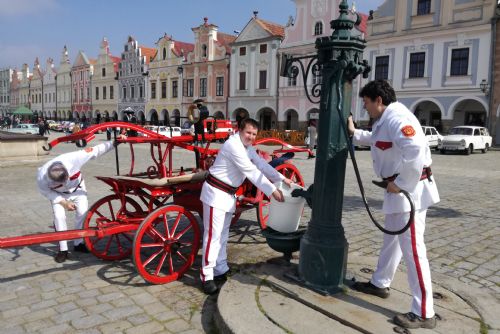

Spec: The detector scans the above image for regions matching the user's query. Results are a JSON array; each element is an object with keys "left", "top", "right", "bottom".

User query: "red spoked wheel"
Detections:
[
  {"left": 256, "top": 163, "right": 304, "bottom": 230},
  {"left": 84, "top": 195, "right": 145, "bottom": 260},
  {"left": 133, "top": 205, "right": 200, "bottom": 284}
]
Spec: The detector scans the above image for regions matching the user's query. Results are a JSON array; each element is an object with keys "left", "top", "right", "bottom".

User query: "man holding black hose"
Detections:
[{"left": 347, "top": 80, "right": 440, "bottom": 329}]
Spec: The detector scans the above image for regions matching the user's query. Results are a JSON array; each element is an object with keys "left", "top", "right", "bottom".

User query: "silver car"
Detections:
[{"left": 8, "top": 124, "right": 39, "bottom": 135}]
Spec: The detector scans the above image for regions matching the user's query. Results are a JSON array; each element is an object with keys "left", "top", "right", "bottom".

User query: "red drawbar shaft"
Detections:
[{"left": 0, "top": 224, "right": 137, "bottom": 249}]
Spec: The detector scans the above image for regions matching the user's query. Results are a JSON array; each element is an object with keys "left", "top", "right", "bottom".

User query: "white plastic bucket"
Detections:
[{"left": 268, "top": 181, "right": 306, "bottom": 233}]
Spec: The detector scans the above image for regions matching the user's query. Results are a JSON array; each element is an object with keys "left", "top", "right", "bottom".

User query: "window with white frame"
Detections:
[
  {"left": 374, "top": 56, "right": 389, "bottom": 80},
  {"left": 409, "top": 52, "right": 425, "bottom": 78},
  {"left": 450, "top": 48, "right": 469, "bottom": 76},
  {"left": 314, "top": 22, "right": 323, "bottom": 36},
  {"left": 200, "top": 78, "right": 207, "bottom": 97},
  {"left": 216, "top": 77, "right": 224, "bottom": 96},
  {"left": 417, "top": 0, "right": 431, "bottom": 15}
]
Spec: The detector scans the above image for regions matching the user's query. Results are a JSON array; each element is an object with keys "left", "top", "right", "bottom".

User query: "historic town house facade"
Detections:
[
  {"left": 92, "top": 38, "right": 120, "bottom": 122},
  {"left": 56, "top": 46, "right": 72, "bottom": 120},
  {"left": 117, "top": 36, "right": 156, "bottom": 122},
  {"left": 228, "top": 12, "right": 285, "bottom": 130},
  {"left": 362, "top": 0, "right": 497, "bottom": 134},
  {"left": 71, "top": 51, "right": 95, "bottom": 121},
  {"left": 146, "top": 34, "right": 194, "bottom": 125},
  {"left": 181, "top": 18, "right": 235, "bottom": 121}
]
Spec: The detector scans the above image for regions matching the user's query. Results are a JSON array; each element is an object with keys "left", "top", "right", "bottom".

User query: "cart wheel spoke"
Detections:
[
  {"left": 176, "top": 250, "right": 188, "bottom": 263},
  {"left": 155, "top": 251, "right": 169, "bottom": 276},
  {"left": 144, "top": 248, "right": 163, "bottom": 267},
  {"left": 170, "top": 212, "right": 183, "bottom": 238},
  {"left": 168, "top": 253, "right": 174, "bottom": 275},
  {"left": 140, "top": 243, "right": 163, "bottom": 248},
  {"left": 148, "top": 226, "right": 166, "bottom": 242},
  {"left": 107, "top": 201, "right": 116, "bottom": 221},
  {"left": 94, "top": 210, "right": 110, "bottom": 222},
  {"left": 162, "top": 214, "right": 170, "bottom": 239},
  {"left": 174, "top": 224, "right": 192, "bottom": 240}
]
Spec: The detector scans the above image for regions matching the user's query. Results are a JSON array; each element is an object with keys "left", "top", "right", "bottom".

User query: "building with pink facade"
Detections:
[
  {"left": 181, "top": 18, "right": 236, "bottom": 121},
  {"left": 71, "top": 51, "right": 95, "bottom": 121},
  {"left": 278, "top": 0, "right": 366, "bottom": 130}
]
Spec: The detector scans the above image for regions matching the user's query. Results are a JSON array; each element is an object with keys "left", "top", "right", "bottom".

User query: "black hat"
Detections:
[{"left": 193, "top": 98, "right": 204, "bottom": 104}]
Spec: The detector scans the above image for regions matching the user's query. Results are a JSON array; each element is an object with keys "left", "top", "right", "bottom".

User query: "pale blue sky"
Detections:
[{"left": 0, "top": 0, "right": 385, "bottom": 69}]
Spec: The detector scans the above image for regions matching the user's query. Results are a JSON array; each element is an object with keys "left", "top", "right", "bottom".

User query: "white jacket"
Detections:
[
  {"left": 200, "top": 133, "right": 284, "bottom": 212},
  {"left": 37, "top": 141, "right": 114, "bottom": 204},
  {"left": 353, "top": 102, "right": 440, "bottom": 214}
]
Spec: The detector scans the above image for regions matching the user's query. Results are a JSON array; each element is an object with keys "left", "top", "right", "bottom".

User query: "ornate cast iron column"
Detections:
[{"left": 282, "top": 0, "right": 370, "bottom": 293}]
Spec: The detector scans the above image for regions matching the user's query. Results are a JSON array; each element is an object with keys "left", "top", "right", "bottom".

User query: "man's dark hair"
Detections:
[
  {"left": 47, "top": 162, "right": 69, "bottom": 183},
  {"left": 359, "top": 80, "right": 397, "bottom": 106},
  {"left": 239, "top": 118, "right": 260, "bottom": 131}
]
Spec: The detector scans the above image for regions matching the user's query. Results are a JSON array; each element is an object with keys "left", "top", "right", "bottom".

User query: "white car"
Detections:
[
  {"left": 439, "top": 126, "right": 492, "bottom": 155},
  {"left": 8, "top": 124, "right": 39, "bottom": 135},
  {"left": 422, "top": 126, "right": 443, "bottom": 150},
  {"left": 141, "top": 125, "right": 182, "bottom": 138}
]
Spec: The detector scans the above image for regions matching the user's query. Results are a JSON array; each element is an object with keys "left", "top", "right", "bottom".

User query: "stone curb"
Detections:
[{"left": 216, "top": 255, "right": 499, "bottom": 334}]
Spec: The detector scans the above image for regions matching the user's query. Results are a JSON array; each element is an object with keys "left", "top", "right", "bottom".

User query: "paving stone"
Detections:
[
  {"left": 103, "top": 305, "right": 143, "bottom": 321},
  {"left": 163, "top": 318, "right": 191, "bottom": 332},
  {"left": 99, "top": 320, "right": 133, "bottom": 334},
  {"left": 53, "top": 308, "right": 87, "bottom": 324},
  {"left": 125, "top": 321, "right": 165, "bottom": 334},
  {"left": 71, "top": 314, "right": 108, "bottom": 330},
  {"left": 41, "top": 323, "right": 73, "bottom": 334}
]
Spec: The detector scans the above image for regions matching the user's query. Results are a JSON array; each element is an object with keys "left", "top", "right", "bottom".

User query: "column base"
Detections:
[{"left": 298, "top": 232, "right": 349, "bottom": 294}]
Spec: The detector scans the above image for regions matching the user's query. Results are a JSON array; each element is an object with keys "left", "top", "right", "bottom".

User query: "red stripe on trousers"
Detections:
[
  {"left": 410, "top": 219, "right": 427, "bottom": 318},
  {"left": 202, "top": 206, "right": 214, "bottom": 282}
]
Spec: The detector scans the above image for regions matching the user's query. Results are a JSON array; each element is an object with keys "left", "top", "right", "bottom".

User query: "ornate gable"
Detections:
[
  {"left": 73, "top": 51, "right": 90, "bottom": 68},
  {"left": 235, "top": 20, "right": 272, "bottom": 43}
]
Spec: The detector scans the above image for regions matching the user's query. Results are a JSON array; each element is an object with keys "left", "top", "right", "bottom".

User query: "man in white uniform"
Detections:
[
  {"left": 199, "top": 118, "right": 293, "bottom": 294},
  {"left": 348, "top": 80, "right": 440, "bottom": 329},
  {"left": 37, "top": 139, "right": 122, "bottom": 263}
]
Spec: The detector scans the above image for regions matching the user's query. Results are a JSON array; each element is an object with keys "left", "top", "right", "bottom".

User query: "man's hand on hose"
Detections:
[
  {"left": 347, "top": 115, "right": 356, "bottom": 137},
  {"left": 114, "top": 133, "right": 127, "bottom": 146},
  {"left": 386, "top": 181, "right": 401, "bottom": 194},
  {"left": 60, "top": 200, "right": 76, "bottom": 211},
  {"left": 272, "top": 189, "right": 285, "bottom": 202}
]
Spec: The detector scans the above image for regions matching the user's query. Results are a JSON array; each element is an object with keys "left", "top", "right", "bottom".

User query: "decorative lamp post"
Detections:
[{"left": 281, "top": 0, "right": 370, "bottom": 293}]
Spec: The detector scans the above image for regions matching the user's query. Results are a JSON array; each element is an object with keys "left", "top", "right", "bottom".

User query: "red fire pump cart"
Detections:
[{"left": 0, "top": 121, "right": 311, "bottom": 284}]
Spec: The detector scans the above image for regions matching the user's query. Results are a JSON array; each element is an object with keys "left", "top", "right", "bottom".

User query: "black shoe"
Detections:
[
  {"left": 73, "top": 243, "right": 89, "bottom": 253},
  {"left": 202, "top": 280, "right": 219, "bottom": 295},
  {"left": 54, "top": 251, "right": 68, "bottom": 263},
  {"left": 393, "top": 312, "right": 436, "bottom": 329},
  {"left": 214, "top": 269, "right": 232, "bottom": 283},
  {"left": 352, "top": 281, "right": 390, "bottom": 299}
]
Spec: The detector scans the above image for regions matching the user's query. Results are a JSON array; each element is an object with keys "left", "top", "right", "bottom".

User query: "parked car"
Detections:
[
  {"left": 422, "top": 126, "right": 443, "bottom": 150},
  {"left": 439, "top": 126, "right": 492, "bottom": 155},
  {"left": 140, "top": 125, "right": 182, "bottom": 138},
  {"left": 8, "top": 124, "right": 39, "bottom": 135}
]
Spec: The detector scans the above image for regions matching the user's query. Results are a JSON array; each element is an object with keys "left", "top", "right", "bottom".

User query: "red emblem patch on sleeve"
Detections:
[
  {"left": 84, "top": 147, "right": 93, "bottom": 153},
  {"left": 401, "top": 125, "right": 416, "bottom": 137}
]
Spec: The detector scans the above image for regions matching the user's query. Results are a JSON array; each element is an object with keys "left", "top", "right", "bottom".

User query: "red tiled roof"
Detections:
[
  {"left": 356, "top": 13, "right": 368, "bottom": 34},
  {"left": 139, "top": 46, "right": 157, "bottom": 64},
  {"left": 173, "top": 41, "right": 194, "bottom": 59},
  {"left": 255, "top": 18, "right": 285, "bottom": 37},
  {"left": 216, "top": 32, "right": 237, "bottom": 54},
  {"left": 110, "top": 55, "right": 121, "bottom": 73}
]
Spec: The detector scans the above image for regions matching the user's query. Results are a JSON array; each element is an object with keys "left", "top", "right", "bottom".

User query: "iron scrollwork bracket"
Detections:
[{"left": 280, "top": 54, "right": 322, "bottom": 104}]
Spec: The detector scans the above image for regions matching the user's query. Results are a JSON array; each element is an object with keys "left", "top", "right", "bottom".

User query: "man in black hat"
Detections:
[{"left": 193, "top": 99, "right": 209, "bottom": 145}]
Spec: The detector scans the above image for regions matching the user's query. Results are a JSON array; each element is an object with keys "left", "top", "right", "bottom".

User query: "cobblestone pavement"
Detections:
[{"left": 0, "top": 133, "right": 498, "bottom": 333}]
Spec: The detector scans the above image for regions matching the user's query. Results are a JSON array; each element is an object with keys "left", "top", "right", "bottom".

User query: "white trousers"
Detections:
[
  {"left": 371, "top": 209, "right": 434, "bottom": 319},
  {"left": 200, "top": 204, "right": 232, "bottom": 282},
  {"left": 51, "top": 190, "right": 88, "bottom": 251}
]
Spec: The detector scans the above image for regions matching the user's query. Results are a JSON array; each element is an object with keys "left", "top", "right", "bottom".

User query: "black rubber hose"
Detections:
[{"left": 338, "top": 112, "right": 415, "bottom": 235}]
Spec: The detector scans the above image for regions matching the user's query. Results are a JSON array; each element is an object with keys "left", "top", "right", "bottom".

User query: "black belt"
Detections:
[
  {"left": 206, "top": 174, "right": 237, "bottom": 195},
  {"left": 383, "top": 167, "right": 433, "bottom": 183}
]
